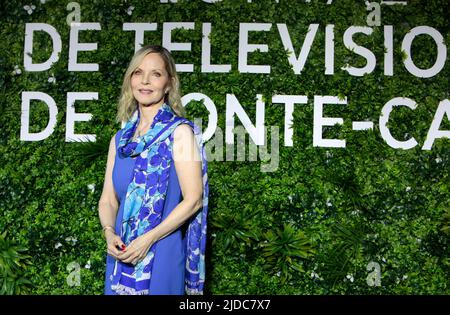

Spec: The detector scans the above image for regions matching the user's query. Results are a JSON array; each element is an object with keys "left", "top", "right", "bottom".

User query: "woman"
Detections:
[{"left": 98, "top": 44, "right": 208, "bottom": 295}]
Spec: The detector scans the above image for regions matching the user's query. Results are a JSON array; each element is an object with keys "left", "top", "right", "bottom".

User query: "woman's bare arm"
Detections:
[
  {"left": 98, "top": 133, "right": 125, "bottom": 258},
  {"left": 98, "top": 134, "right": 120, "bottom": 229}
]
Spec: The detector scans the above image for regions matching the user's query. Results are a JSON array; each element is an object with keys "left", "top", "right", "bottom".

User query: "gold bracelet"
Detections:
[{"left": 102, "top": 225, "right": 115, "bottom": 234}]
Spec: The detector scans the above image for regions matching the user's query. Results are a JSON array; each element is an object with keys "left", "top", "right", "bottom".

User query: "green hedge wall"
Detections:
[{"left": 0, "top": 0, "right": 448, "bottom": 294}]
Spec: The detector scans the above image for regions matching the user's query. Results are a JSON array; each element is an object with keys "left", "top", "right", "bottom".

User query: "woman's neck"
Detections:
[{"left": 138, "top": 102, "right": 163, "bottom": 126}]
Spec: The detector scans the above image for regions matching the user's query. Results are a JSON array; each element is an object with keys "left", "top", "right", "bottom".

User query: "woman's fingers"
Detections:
[
  {"left": 119, "top": 248, "right": 143, "bottom": 264},
  {"left": 110, "top": 236, "right": 126, "bottom": 253},
  {"left": 121, "top": 252, "right": 137, "bottom": 264},
  {"left": 118, "top": 243, "right": 127, "bottom": 251},
  {"left": 113, "top": 238, "right": 126, "bottom": 250},
  {"left": 107, "top": 236, "right": 126, "bottom": 258},
  {"left": 115, "top": 235, "right": 151, "bottom": 264},
  {"left": 117, "top": 247, "right": 132, "bottom": 259},
  {"left": 131, "top": 256, "right": 143, "bottom": 266},
  {"left": 107, "top": 244, "right": 121, "bottom": 258},
  {"left": 108, "top": 246, "right": 137, "bottom": 263}
]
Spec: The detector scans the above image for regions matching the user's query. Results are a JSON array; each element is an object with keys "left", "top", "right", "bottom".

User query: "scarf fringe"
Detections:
[
  {"left": 185, "top": 288, "right": 204, "bottom": 295},
  {"left": 185, "top": 279, "right": 204, "bottom": 295},
  {"left": 111, "top": 284, "right": 149, "bottom": 295}
]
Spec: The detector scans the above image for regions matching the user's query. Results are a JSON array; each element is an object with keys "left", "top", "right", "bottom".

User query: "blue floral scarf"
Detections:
[{"left": 110, "top": 102, "right": 208, "bottom": 295}]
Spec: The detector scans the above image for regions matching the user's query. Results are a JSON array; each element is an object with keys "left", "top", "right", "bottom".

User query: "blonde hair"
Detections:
[{"left": 116, "top": 44, "right": 185, "bottom": 124}]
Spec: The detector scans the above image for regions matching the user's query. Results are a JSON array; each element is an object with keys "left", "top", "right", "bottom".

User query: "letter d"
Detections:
[
  {"left": 24, "top": 23, "right": 61, "bottom": 71},
  {"left": 21, "top": 92, "right": 58, "bottom": 141}
]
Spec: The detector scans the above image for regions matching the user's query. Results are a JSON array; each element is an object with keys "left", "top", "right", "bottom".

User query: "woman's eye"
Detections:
[
  {"left": 134, "top": 70, "right": 141, "bottom": 74},
  {"left": 154, "top": 72, "right": 161, "bottom": 77}
]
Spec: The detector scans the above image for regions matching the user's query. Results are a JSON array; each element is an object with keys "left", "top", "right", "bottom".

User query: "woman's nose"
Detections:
[{"left": 141, "top": 74, "right": 151, "bottom": 84}]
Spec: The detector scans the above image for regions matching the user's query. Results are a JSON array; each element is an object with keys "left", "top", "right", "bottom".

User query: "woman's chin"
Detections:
[{"left": 137, "top": 100, "right": 164, "bottom": 107}]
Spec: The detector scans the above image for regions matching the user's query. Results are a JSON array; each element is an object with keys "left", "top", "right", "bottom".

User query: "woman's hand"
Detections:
[
  {"left": 117, "top": 232, "right": 155, "bottom": 266},
  {"left": 105, "top": 229, "right": 127, "bottom": 260}
]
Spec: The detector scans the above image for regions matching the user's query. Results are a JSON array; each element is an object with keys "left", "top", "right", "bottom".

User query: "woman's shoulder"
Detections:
[
  {"left": 174, "top": 121, "right": 195, "bottom": 138},
  {"left": 176, "top": 116, "right": 198, "bottom": 129},
  {"left": 175, "top": 118, "right": 203, "bottom": 139}
]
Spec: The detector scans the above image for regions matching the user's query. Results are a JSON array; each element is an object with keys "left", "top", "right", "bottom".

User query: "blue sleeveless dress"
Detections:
[{"left": 104, "top": 129, "right": 186, "bottom": 295}]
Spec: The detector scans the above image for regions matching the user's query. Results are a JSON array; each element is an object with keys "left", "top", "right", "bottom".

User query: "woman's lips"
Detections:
[{"left": 139, "top": 89, "right": 153, "bottom": 95}]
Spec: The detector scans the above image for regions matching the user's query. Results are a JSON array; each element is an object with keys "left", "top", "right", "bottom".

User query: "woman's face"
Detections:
[{"left": 131, "top": 52, "right": 171, "bottom": 108}]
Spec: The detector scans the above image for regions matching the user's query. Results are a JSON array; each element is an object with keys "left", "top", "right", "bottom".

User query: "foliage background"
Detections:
[{"left": 0, "top": 0, "right": 448, "bottom": 294}]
